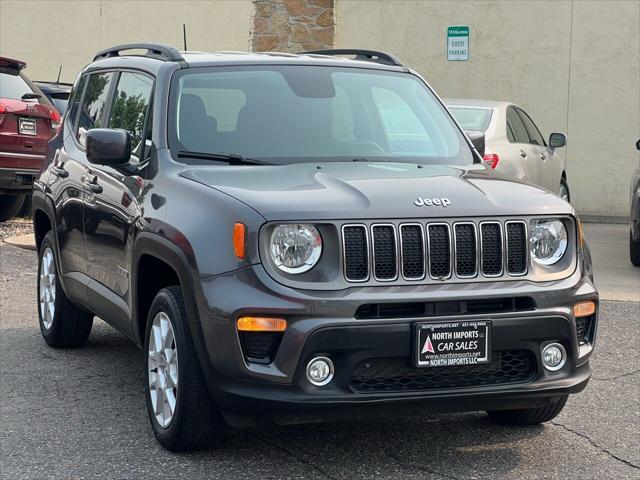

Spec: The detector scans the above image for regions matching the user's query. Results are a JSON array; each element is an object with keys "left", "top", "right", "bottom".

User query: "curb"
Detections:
[{"left": 2, "top": 234, "right": 36, "bottom": 251}]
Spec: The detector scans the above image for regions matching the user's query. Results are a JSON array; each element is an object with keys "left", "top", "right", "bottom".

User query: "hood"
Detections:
[{"left": 180, "top": 162, "right": 572, "bottom": 221}]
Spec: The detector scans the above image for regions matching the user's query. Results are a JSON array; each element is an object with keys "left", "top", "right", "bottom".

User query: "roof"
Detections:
[
  {"left": 444, "top": 98, "right": 513, "bottom": 109},
  {"left": 180, "top": 51, "right": 406, "bottom": 71},
  {"left": 89, "top": 44, "right": 407, "bottom": 73}
]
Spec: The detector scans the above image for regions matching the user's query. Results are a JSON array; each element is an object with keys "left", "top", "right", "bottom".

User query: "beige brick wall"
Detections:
[{"left": 251, "top": 0, "right": 334, "bottom": 52}]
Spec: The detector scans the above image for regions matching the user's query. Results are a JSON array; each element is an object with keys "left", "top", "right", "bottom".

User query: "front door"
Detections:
[{"left": 83, "top": 71, "right": 153, "bottom": 336}]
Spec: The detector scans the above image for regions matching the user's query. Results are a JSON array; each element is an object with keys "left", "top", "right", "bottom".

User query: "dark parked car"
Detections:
[
  {"left": 32, "top": 44, "right": 598, "bottom": 452},
  {"left": 630, "top": 139, "right": 640, "bottom": 266},
  {"left": 33, "top": 81, "right": 72, "bottom": 115},
  {"left": 0, "top": 57, "right": 60, "bottom": 221}
]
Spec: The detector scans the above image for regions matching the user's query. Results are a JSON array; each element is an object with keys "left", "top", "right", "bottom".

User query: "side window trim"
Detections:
[
  {"left": 101, "top": 70, "right": 121, "bottom": 132},
  {"left": 515, "top": 107, "right": 546, "bottom": 147},
  {"left": 67, "top": 75, "right": 88, "bottom": 135},
  {"left": 139, "top": 87, "right": 155, "bottom": 163}
]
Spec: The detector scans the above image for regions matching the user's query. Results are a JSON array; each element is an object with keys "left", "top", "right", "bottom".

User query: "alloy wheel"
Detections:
[
  {"left": 148, "top": 311, "right": 179, "bottom": 428},
  {"left": 39, "top": 247, "right": 56, "bottom": 329}
]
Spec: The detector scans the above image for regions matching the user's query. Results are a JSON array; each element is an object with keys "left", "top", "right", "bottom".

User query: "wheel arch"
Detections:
[{"left": 132, "top": 233, "right": 202, "bottom": 348}]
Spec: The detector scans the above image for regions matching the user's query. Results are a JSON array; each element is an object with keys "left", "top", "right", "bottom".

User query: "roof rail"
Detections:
[
  {"left": 93, "top": 43, "right": 184, "bottom": 62},
  {"left": 298, "top": 49, "right": 403, "bottom": 67}
]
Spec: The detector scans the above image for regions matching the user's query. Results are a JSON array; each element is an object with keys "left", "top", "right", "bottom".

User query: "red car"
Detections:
[{"left": 0, "top": 57, "right": 60, "bottom": 221}]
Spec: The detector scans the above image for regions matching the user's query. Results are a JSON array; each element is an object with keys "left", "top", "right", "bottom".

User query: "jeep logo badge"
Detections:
[{"left": 414, "top": 197, "right": 451, "bottom": 207}]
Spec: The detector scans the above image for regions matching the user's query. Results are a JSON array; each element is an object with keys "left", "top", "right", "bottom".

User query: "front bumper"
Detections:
[{"left": 193, "top": 262, "right": 598, "bottom": 424}]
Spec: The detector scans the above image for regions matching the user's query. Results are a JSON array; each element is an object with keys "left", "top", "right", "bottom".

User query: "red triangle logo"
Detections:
[{"left": 422, "top": 335, "right": 435, "bottom": 354}]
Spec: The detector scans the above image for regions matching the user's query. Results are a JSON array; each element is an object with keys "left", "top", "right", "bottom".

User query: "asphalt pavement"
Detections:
[{"left": 1, "top": 229, "right": 639, "bottom": 479}]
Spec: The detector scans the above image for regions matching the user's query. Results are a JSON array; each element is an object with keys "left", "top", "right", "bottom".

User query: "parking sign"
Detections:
[{"left": 447, "top": 26, "right": 469, "bottom": 61}]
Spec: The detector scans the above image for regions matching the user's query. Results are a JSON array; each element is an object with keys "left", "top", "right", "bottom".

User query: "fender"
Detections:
[{"left": 131, "top": 232, "right": 219, "bottom": 394}]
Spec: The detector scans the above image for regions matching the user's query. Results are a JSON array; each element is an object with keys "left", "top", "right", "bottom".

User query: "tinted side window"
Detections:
[
  {"left": 66, "top": 75, "right": 88, "bottom": 130},
  {"left": 506, "top": 107, "right": 530, "bottom": 144},
  {"left": 0, "top": 70, "right": 33, "bottom": 99},
  {"left": 77, "top": 72, "right": 114, "bottom": 146},
  {"left": 516, "top": 108, "right": 545, "bottom": 146},
  {"left": 108, "top": 71, "right": 153, "bottom": 156}
]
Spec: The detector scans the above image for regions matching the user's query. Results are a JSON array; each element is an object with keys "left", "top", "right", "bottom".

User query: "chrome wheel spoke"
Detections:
[
  {"left": 39, "top": 248, "right": 56, "bottom": 330},
  {"left": 147, "top": 311, "right": 178, "bottom": 428}
]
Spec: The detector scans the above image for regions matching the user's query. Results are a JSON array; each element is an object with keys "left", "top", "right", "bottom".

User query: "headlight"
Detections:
[
  {"left": 530, "top": 219, "right": 568, "bottom": 265},
  {"left": 269, "top": 224, "right": 322, "bottom": 274}
]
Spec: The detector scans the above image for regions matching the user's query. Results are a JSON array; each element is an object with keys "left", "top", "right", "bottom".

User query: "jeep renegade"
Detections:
[{"left": 32, "top": 44, "right": 598, "bottom": 451}]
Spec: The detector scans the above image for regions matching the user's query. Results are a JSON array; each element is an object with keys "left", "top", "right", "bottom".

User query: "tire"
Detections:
[
  {"left": 559, "top": 178, "right": 570, "bottom": 203},
  {"left": 487, "top": 395, "right": 568, "bottom": 425},
  {"left": 0, "top": 194, "right": 26, "bottom": 222},
  {"left": 37, "top": 231, "right": 93, "bottom": 347},
  {"left": 144, "top": 286, "right": 226, "bottom": 451},
  {"left": 18, "top": 194, "right": 32, "bottom": 218},
  {"left": 630, "top": 231, "right": 640, "bottom": 267}
]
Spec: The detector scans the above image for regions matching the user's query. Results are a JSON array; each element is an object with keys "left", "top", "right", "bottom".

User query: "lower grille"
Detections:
[
  {"left": 239, "top": 332, "right": 282, "bottom": 364},
  {"left": 350, "top": 350, "right": 536, "bottom": 393},
  {"left": 576, "top": 316, "right": 593, "bottom": 345}
]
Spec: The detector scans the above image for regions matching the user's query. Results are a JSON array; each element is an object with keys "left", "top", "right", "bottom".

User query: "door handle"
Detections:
[
  {"left": 539, "top": 153, "right": 546, "bottom": 160},
  {"left": 51, "top": 165, "right": 69, "bottom": 178},
  {"left": 83, "top": 177, "right": 103, "bottom": 194},
  {"left": 520, "top": 150, "right": 527, "bottom": 158}
]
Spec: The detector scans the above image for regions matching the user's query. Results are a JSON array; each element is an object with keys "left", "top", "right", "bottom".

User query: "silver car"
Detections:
[
  {"left": 630, "top": 139, "right": 640, "bottom": 266},
  {"left": 446, "top": 99, "right": 570, "bottom": 202}
]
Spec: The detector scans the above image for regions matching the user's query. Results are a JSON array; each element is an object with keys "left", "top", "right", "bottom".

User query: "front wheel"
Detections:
[
  {"left": 630, "top": 231, "right": 640, "bottom": 266},
  {"left": 487, "top": 395, "right": 568, "bottom": 425},
  {"left": 144, "top": 286, "right": 226, "bottom": 451}
]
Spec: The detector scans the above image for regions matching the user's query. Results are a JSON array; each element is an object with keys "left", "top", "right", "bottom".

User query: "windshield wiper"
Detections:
[{"left": 177, "top": 150, "right": 272, "bottom": 166}]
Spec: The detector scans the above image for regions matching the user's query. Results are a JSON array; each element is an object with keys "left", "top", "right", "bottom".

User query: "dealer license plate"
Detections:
[
  {"left": 19, "top": 117, "right": 37, "bottom": 136},
  {"left": 415, "top": 320, "right": 491, "bottom": 367}
]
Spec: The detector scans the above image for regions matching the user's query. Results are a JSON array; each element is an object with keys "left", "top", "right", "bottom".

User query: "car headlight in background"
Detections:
[
  {"left": 530, "top": 219, "right": 568, "bottom": 265},
  {"left": 269, "top": 224, "right": 322, "bottom": 274}
]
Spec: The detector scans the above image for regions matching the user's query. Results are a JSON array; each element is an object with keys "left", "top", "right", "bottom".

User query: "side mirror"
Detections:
[
  {"left": 636, "top": 139, "right": 640, "bottom": 151},
  {"left": 549, "top": 132, "right": 566, "bottom": 149},
  {"left": 466, "top": 130, "right": 485, "bottom": 158},
  {"left": 86, "top": 129, "right": 131, "bottom": 166}
]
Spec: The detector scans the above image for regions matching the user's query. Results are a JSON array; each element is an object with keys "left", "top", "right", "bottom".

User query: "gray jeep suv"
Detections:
[{"left": 32, "top": 44, "right": 598, "bottom": 451}]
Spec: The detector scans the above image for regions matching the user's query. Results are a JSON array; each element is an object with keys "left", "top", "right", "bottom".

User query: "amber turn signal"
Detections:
[
  {"left": 573, "top": 301, "right": 596, "bottom": 318},
  {"left": 237, "top": 316, "right": 287, "bottom": 332},
  {"left": 233, "top": 222, "right": 246, "bottom": 259}
]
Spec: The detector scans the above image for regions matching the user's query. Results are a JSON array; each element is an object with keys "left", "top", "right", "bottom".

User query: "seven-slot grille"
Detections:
[{"left": 342, "top": 220, "right": 528, "bottom": 283}]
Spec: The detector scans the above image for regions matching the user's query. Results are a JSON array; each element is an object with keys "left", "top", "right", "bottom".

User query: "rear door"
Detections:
[
  {"left": 0, "top": 66, "right": 58, "bottom": 172},
  {"left": 83, "top": 70, "right": 153, "bottom": 336},
  {"left": 516, "top": 107, "right": 559, "bottom": 192},
  {"left": 506, "top": 106, "right": 541, "bottom": 185}
]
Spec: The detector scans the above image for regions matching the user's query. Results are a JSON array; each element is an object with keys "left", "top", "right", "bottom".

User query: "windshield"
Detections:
[
  {"left": 448, "top": 106, "right": 493, "bottom": 132},
  {"left": 169, "top": 66, "right": 473, "bottom": 165}
]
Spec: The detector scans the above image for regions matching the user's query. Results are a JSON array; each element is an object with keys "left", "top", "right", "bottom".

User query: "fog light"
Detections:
[
  {"left": 542, "top": 343, "right": 566, "bottom": 371},
  {"left": 306, "top": 357, "right": 334, "bottom": 386}
]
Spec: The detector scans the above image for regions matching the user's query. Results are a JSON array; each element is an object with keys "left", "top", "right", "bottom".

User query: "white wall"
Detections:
[
  {"left": 0, "top": 0, "right": 253, "bottom": 82},
  {"left": 337, "top": 0, "right": 640, "bottom": 218}
]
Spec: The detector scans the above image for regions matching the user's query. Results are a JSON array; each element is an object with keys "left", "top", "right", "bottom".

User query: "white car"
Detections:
[{"left": 446, "top": 99, "right": 570, "bottom": 202}]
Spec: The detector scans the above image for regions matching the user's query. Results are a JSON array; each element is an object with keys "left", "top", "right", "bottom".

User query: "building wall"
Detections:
[
  {"left": 337, "top": 0, "right": 640, "bottom": 218},
  {"left": 1, "top": 0, "right": 638, "bottom": 217},
  {"left": 0, "top": 0, "right": 253, "bottom": 82}
]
